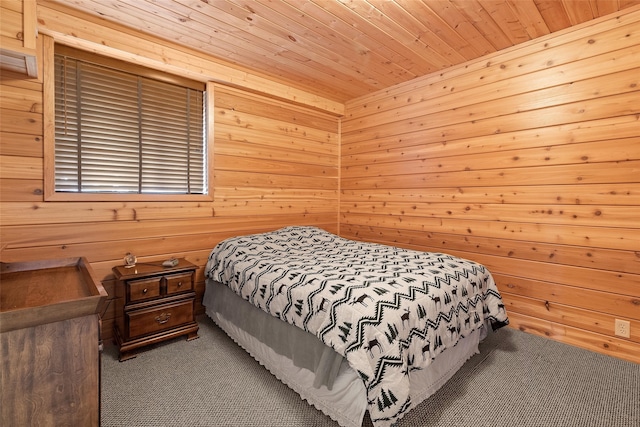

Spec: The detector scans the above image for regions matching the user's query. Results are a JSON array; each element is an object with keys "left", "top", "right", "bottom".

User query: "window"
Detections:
[{"left": 53, "top": 47, "right": 207, "bottom": 196}]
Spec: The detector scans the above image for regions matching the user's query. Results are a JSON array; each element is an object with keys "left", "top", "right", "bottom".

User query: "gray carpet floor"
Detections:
[{"left": 101, "top": 315, "right": 639, "bottom": 427}]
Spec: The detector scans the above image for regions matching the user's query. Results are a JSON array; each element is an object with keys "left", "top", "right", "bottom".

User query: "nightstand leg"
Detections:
[{"left": 118, "top": 350, "right": 137, "bottom": 362}]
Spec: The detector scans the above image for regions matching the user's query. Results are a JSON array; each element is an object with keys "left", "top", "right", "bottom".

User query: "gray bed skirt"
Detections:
[{"left": 204, "top": 279, "right": 484, "bottom": 427}]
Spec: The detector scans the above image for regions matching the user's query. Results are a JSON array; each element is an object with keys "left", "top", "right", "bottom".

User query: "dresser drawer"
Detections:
[
  {"left": 128, "top": 277, "right": 161, "bottom": 302},
  {"left": 165, "top": 272, "right": 193, "bottom": 295},
  {"left": 126, "top": 299, "right": 194, "bottom": 339}
]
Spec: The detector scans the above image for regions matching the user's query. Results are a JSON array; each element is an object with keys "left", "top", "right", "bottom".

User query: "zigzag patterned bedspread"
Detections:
[{"left": 205, "top": 226, "right": 509, "bottom": 427}]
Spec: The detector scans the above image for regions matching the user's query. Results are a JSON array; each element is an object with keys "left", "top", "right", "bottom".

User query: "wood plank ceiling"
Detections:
[{"left": 47, "top": 0, "right": 640, "bottom": 103}]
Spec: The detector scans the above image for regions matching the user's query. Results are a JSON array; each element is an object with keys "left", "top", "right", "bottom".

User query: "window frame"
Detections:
[{"left": 44, "top": 41, "right": 214, "bottom": 202}]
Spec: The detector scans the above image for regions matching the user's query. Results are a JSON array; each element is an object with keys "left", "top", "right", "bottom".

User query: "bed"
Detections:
[{"left": 204, "top": 226, "right": 509, "bottom": 427}]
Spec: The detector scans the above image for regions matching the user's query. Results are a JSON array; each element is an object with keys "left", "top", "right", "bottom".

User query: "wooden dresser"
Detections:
[
  {"left": 0, "top": 258, "right": 108, "bottom": 427},
  {"left": 113, "top": 258, "right": 199, "bottom": 361}
]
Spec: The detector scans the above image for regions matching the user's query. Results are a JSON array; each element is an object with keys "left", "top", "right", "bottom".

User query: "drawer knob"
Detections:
[
  {"left": 155, "top": 313, "right": 171, "bottom": 324},
  {"left": 177, "top": 281, "right": 183, "bottom": 287},
  {"left": 142, "top": 288, "right": 148, "bottom": 294}
]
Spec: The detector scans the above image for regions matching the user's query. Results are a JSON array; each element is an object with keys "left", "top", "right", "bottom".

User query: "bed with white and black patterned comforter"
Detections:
[{"left": 205, "top": 226, "right": 508, "bottom": 427}]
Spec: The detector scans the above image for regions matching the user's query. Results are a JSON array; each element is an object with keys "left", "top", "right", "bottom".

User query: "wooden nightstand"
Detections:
[{"left": 113, "top": 258, "right": 199, "bottom": 361}]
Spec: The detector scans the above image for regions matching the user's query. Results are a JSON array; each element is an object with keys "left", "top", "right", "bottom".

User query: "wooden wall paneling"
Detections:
[
  {"left": 0, "top": 179, "right": 43, "bottom": 201},
  {"left": 214, "top": 154, "right": 336, "bottom": 178},
  {"left": 0, "top": 201, "right": 217, "bottom": 226},
  {"left": 214, "top": 171, "right": 337, "bottom": 190},
  {"left": 340, "top": 8, "right": 640, "bottom": 363},
  {"left": 342, "top": 199, "right": 637, "bottom": 229},
  {"left": 213, "top": 200, "right": 336, "bottom": 217},
  {"left": 340, "top": 223, "right": 639, "bottom": 300},
  {"left": 341, "top": 114, "right": 640, "bottom": 168},
  {"left": 1, "top": 230, "right": 239, "bottom": 266},
  {"left": 214, "top": 111, "right": 338, "bottom": 150},
  {"left": 0, "top": 69, "right": 43, "bottom": 91},
  {"left": 347, "top": 222, "right": 640, "bottom": 324},
  {"left": 342, "top": 160, "right": 640, "bottom": 190},
  {"left": 1, "top": 1, "right": 25, "bottom": 39},
  {"left": 214, "top": 89, "right": 340, "bottom": 135},
  {"left": 340, "top": 212, "right": 640, "bottom": 253},
  {"left": 215, "top": 188, "right": 338, "bottom": 206},
  {"left": 342, "top": 131, "right": 640, "bottom": 177},
  {"left": 0, "top": 109, "right": 42, "bottom": 135},
  {"left": 0, "top": 156, "right": 42, "bottom": 180},
  {"left": 212, "top": 84, "right": 339, "bottom": 222},
  {"left": 0, "top": 83, "right": 42, "bottom": 113},
  {"left": 0, "top": 0, "right": 36, "bottom": 49},
  {"left": 500, "top": 293, "right": 640, "bottom": 341},
  {"left": 0, "top": 214, "right": 336, "bottom": 255},
  {"left": 340, "top": 222, "right": 640, "bottom": 274},
  {"left": 215, "top": 123, "right": 337, "bottom": 162},
  {"left": 453, "top": 253, "right": 639, "bottom": 300},
  {"left": 1, "top": 8, "right": 340, "bottom": 342},
  {"left": 342, "top": 89, "right": 639, "bottom": 149},
  {"left": 348, "top": 227, "right": 638, "bottom": 330},
  {"left": 341, "top": 182, "right": 640, "bottom": 206},
  {"left": 508, "top": 311, "right": 640, "bottom": 363},
  {"left": 494, "top": 276, "right": 640, "bottom": 323},
  {"left": 0, "top": 132, "right": 43, "bottom": 157},
  {"left": 343, "top": 114, "right": 640, "bottom": 161},
  {"left": 0, "top": 213, "right": 337, "bottom": 330},
  {"left": 343, "top": 136, "right": 640, "bottom": 178}
]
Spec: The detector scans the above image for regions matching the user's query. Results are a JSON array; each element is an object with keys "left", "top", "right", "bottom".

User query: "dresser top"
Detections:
[
  {"left": 112, "top": 258, "right": 197, "bottom": 280},
  {"left": 1, "top": 257, "right": 108, "bottom": 332}
]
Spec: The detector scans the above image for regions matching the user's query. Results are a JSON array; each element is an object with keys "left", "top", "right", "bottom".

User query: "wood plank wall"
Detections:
[
  {"left": 341, "top": 8, "right": 640, "bottom": 364},
  {"left": 0, "top": 11, "right": 339, "bottom": 341}
]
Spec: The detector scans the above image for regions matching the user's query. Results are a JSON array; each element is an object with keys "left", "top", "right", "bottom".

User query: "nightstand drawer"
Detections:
[
  {"left": 165, "top": 272, "right": 193, "bottom": 295},
  {"left": 127, "top": 300, "right": 194, "bottom": 339},
  {"left": 128, "top": 277, "right": 161, "bottom": 302}
]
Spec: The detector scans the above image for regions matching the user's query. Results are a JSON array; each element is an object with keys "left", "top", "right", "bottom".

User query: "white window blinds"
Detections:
[{"left": 54, "top": 53, "right": 207, "bottom": 194}]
